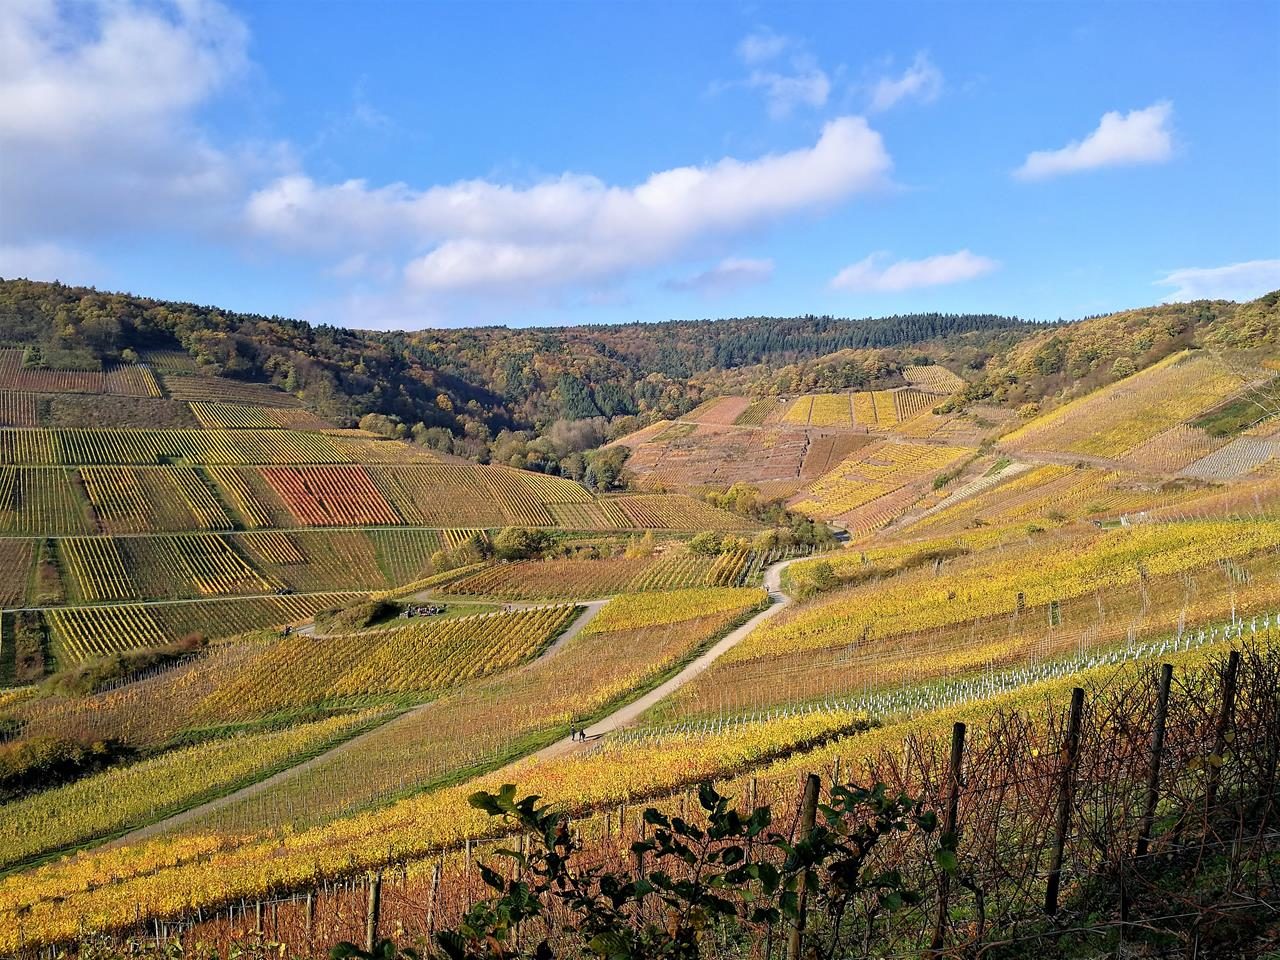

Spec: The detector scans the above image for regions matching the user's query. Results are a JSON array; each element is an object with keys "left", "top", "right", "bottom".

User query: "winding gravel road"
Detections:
[
  {"left": 523, "top": 555, "right": 802, "bottom": 764},
  {"left": 110, "top": 557, "right": 803, "bottom": 844}
]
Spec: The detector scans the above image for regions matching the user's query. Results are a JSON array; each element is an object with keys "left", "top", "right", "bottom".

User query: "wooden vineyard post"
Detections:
[
  {"left": 786, "top": 773, "right": 821, "bottom": 960},
  {"left": 426, "top": 859, "right": 442, "bottom": 935},
  {"left": 254, "top": 900, "right": 263, "bottom": 936},
  {"left": 365, "top": 871, "right": 382, "bottom": 953},
  {"left": 1205, "top": 650, "right": 1240, "bottom": 814},
  {"left": 465, "top": 837, "right": 473, "bottom": 909},
  {"left": 304, "top": 890, "right": 315, "bottom": 947},
  {"left": 930, "top": 722, "right": 966, "bottom": 954},
  {"left": 1136, "top": 664, "right": 1174, "bottom": 858},
  {"left": 1045, "top": 687, "right": 1085, "bottom": 917}
]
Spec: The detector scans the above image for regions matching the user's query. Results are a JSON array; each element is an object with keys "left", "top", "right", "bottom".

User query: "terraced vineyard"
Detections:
[
  {"left": 154, "top": 588, "right": 768, "bottom": 840},
  {"left": 160, "top": 375, "right": 304, "bottom": 406},
  {"left": 902, "top": 464, "right": 1209, "bottom": 535},
  {"left": 0, "top": 467, "right": 94, "bottom": 534},
  {"left": 0, "top": 539, "right": 35, "bottom": 606},
  {"left": 0, "top": 350, "right": 161, "bottom": 397},
  {"left": 2, "top": 289, "right": 1278, "bottom": 959},
  {"left": 0, "top": 708, "right": 388, "bottom": 873},
  {"left": 44, "top": 592, "right": 360, "bottom": 662},
  {"left": 199, "top": 605, "right": 580, "bottom": 716},
  {"left": 789, "top": 440, "right": 972, "bottom": 525},
  {"left": 442, "top": 548, "right": 757, "bottom": 600},
  {"left": 262, "top": 465, "right": 403, "bottom": 525},
  {"left": 1002, "top": 350, "right": 1266, "bottom": 461},
  {"left": 902, "top": 363, "right": 966, "bottom": 393},
  {"left": 0, "top": 391, "right": 38, "bottom": 427}
]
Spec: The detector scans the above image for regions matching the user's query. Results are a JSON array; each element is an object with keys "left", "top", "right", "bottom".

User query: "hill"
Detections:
[
  {"left": 0, "top": 282, "right": 1278, "bottom": 959},
  {"left": 0, "top": 278, "right": 1030, "bottom": 460}
]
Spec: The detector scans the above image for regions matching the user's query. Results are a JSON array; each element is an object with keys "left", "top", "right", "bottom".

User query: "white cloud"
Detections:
[
  {"left": 1156, "top": 259, "right": 1280, "bottom": 302},
  {"left": 1015, "top": 102, "right": 1174, "bottom": 180},
  {"left": 247, "top": 116, "right": 892, "bottom": 294},
  {"left": 730, "top": 30, "right": 830, "bottom": 118},
  {"left": 868, "top": 53, "right": 942, "bottom": 112},
  {"left": 0, "top": 0, "right": 245, "bottom": 147},
  {"left": 0, "top": 0, "right": 254, "bottom": 238},
  {"left": 747, "top": 59, "right": 831, "bottom": 119},
  {"left": 830, "top": 250, "right": 999, "bottom": 293},
  {"left": 0, "top": 242, "right": 99, "bottom": 283},
  {"left": 737, "top": 30, "right": 791, "bottom": 65},
  {"left": 666, "top": 257, "right": 775, "bottom": 295}
]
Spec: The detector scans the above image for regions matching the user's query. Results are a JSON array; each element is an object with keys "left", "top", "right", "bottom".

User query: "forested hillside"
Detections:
[
  {"left": 1, "top": 279, "right": 1275, "bottom": 471},
  {"left": 0, "top": 280, "right": 1024, "bottom": 444}
]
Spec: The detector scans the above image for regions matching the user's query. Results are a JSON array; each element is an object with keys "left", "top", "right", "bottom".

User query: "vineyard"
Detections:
[
  {"left": 160, "top": 376, "right": 303, "bottom": 407},
  {"left": 262, "top": 466, "right": 403, "bottom": 526},
  {"left": 580, "top": 586, "right": 767, "bottom": 633},
  {"left": 0, "top": 390, "right": 38, "bottom": 427},
  {"left": 1002, "top": 350, "right": 1266, "bottom": 461},
  {"left": 0, "top": 429, "right": 354, "bottom": 465},
  {"left": 188, "top": 401, "right": 281, "bottom": 430},
  {"left": 478, "top": 465, "right": 593, "bottom": 525},
  {"left": 44, "top": 592, "right": 361, "bottom": 661},
  {"left": 789, "top": 440, "right": 972, "bottom": 523},
  {"left": 197, "top": 605, "right": 580, "bottom": 718},
  {"left": 1, "top": 292, "right": 1278, "bottom": 959},
  {"left": 1180, "top": 434, "right": 1280, "bottom": 481},
  {"left": 0, "top": 351, "right": 161, "bottom": 397},
  {"left": 901, "top": 463, "right": 1210, "bottom": 535},
  {"left": 0, "top": 709, "right": 388, "bottom": 873},
  {"left": 610, "top": 494, "right": 759, "bottom": 530},
  {"left": 809, "top": 393, "right": 852, "bottom": 427},
  {"left": 729, "top": 519, "right": 1280, "bottom": 667},
  {"left": 81, "top": 466, "right": 234, "bottom": 532},
  {"left": 0, "top": 539, "right": 35, "bottom": 606},
  {"left": 781, "top": 395, "right": 813, "bottom": 425},
  {"left": 732, "top": 398, "right": 780, "bottom": 426},
  {"left": 2, "top": 638, "right": 1269, "bottom": 953},
  {"left": 0, "top": 467, "right": 94, "bottom": 534},
  {"left": 169, "top": 588, "right": 768, "bottom": 837},
  {"left": 902, "top": 363, "right": 966, "bottom": 393},
  {"left": 442, "top": 549, "right": 759, "bottom": 600}
]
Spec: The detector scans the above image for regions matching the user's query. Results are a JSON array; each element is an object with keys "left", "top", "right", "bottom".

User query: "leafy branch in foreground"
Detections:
[{"left": 335, "top": 779, "right": 940, "bottom": 960}]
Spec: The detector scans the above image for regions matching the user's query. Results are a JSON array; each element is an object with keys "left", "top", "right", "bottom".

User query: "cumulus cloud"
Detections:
[
  {"left": 0, "top": 0, "right": 253, "bottom": 238},
  {"left": 247, "top": 116, "right": 892, "bottom": 293},
  {"left": 830, "top": 250, "right": 998, "bottom": 293},
  {"left": 868, "top": 53, "right": 942, "bottom": 112},
  {"left": 0, "top": 0, "right": 245, "bottom": 146},
  {"left": 1156, "top": 259, "right": 1280, "bottom": 302},
  {"left": 1015, "top": 102, "right": 1174, "bottom": 180},
  {"left": 666, "top": 258, "right": 775, "bottom": 296}
]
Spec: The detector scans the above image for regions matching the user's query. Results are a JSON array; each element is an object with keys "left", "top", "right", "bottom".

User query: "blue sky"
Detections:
[{"left": 2, "top": 1, "right": 1278, "bottom": 329}]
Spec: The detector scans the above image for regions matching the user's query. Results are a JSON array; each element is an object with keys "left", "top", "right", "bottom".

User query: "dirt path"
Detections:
[
  {"left": 522, "top": 556, "right": 802, "bottom": 765},
  {"left": 112, "top": 556, "right": 803, "bottom": 844},
  {"left": 111, "top": 600, "right": 609, "bottom": 846}
]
